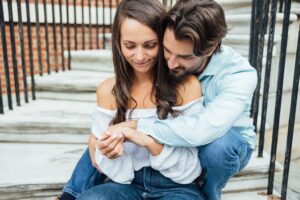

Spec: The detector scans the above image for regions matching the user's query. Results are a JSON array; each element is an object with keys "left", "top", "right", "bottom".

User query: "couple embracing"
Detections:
[{"left": 58, "top": 0, "right": 257, "bottom": 199}]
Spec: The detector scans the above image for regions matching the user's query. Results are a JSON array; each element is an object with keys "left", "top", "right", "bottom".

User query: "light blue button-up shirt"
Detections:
[{"left": 138, "top": 45, "right": 258, "bottom": 149}]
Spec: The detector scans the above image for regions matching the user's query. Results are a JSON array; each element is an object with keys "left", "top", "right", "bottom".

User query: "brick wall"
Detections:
[{"left": 0, "top": 0, "right": 116, "bottom": 102}]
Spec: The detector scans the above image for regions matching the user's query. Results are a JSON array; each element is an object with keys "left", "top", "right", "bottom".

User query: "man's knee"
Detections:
[{"left": 198, "top": 129, "right": 248, "bottom": 170}]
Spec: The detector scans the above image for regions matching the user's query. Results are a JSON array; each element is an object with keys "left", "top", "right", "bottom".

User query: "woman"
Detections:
[{"left": 62, "top": 0, "right": 205, "bottom": 199}]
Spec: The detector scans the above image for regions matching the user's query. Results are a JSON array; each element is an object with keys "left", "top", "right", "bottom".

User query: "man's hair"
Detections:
[{"left": 161, "top": 0, "right": 228, "bottom": 56}]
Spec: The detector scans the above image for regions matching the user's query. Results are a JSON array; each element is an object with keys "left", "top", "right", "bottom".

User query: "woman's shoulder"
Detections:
[
  {"left": 177, "top": 75, "right": 202, "bottom": 105},
  {"left": 96, "top": 77, "right": 116, "bottom": 109}
]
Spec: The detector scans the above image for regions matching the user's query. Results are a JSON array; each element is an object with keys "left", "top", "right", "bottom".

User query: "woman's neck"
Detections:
[{"left": 133, "top": 71, "right": 152, "bottom": 86}]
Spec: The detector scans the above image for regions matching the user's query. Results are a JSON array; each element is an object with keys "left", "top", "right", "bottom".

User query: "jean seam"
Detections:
[{"left": 63, "top": 186, "right": 80, "bottom": 198}]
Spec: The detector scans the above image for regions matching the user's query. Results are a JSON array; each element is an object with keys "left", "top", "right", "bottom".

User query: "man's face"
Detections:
[{"left": 163, "top": 27, "right": 209, "bottom": 81}]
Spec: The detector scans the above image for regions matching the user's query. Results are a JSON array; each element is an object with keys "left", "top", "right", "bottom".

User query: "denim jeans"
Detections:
[
  {"left": 63, "top": 148, "right": 105, "bottom": 198},
  {"left": 77, "top": 167, "right": 205, "bottom": 200},
  {"left": 198, "top": 128, "right": 253, "bottom": 200},
  {"left": 62, "top": 128, "right": 253, "bottom": 199}
]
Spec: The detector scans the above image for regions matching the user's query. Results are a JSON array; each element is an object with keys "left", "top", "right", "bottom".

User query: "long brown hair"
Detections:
[{"left": 110, "top": 0, "right": 179, "bottom": 125}]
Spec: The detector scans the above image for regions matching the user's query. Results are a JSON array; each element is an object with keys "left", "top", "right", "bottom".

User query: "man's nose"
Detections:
[{"left": 167, "top": 54, "right": 178, "bottom": 69}]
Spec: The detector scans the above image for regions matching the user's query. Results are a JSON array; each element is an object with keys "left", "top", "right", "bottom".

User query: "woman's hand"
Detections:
[
  {"left": 121, "top": 128, "right": 164, "bottom": 156},
  {"left": 98, "top": 131, "right": 124, "bottom": 159}
]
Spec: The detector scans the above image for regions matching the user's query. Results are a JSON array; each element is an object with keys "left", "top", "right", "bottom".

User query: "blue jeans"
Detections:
[
  {"left": 77, "top": 167, "right": 205, "bottom": 200},
  {"left": 63, "top": 128, "right": 253, "bottom": 199},
  {"left": 63, "top": 148, "right": 105, "bottom": 197},
  {"left": 198, "top": 128, "right": 253, "bottom": 199}
]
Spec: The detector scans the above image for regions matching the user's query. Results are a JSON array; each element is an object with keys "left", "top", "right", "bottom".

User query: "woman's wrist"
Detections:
[{"left": 145, "top": 135, "right": 163, "bottom": 156}]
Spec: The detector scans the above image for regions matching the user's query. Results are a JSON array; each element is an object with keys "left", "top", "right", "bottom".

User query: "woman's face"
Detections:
[{"left": 120, "top": 18, "right": 159, "bottom": 75}]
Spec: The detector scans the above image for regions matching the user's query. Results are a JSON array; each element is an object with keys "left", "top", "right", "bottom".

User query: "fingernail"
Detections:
[{"left": 112, "top": 134, "right": 118, "bottom": 139}]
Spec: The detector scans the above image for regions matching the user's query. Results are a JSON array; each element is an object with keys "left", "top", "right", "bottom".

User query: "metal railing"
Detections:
[
  {"left": 0, "top": 0, "right": 118, "bottom": 113},
  {"left": 250, "top": 0, "right": 299, "bottom": 199}
]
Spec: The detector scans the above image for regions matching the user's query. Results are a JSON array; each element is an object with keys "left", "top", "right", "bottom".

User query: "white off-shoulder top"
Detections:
[{"left": 91, "top": 97, "right": 204, "bottom": 185}]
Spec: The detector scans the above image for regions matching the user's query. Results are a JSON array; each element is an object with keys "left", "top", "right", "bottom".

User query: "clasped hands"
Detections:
[
  {"left": 89, "top": 120, "right": 149, "bottom": 159},
  {"left": 89, "top": 121, "right": 163, "bottom": 172}
]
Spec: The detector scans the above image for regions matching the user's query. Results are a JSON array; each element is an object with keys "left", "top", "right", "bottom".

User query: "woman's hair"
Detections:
[{"left": 110, "top": 0, "right": 179, "bottom": 125}]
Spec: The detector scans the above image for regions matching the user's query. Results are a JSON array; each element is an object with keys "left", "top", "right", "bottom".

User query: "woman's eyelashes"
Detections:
[
  {"left": 123, "top": 42, "right": 158, "bottom": 50},
  {"left": 144, "top": 42, "right": 158, "bottom": 49}
]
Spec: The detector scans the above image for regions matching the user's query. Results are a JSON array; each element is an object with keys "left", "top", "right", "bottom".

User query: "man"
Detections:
[{"left": 59, "top": 0, "right": 257, "bottom": 199}]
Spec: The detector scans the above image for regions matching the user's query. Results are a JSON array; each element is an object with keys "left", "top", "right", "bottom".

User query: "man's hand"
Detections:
[{"left": 106, "top": 120, "right": 138, "bottom": 133}]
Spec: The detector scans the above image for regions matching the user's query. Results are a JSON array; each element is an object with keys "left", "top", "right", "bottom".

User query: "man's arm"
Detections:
[{"left": 138, "top": 70, "right": 257, "bottom": 147}]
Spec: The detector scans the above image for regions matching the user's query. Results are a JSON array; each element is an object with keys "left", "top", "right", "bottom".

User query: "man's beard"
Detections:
[{"left": 169, "top": 66, "right": 200, "bottom": 82}]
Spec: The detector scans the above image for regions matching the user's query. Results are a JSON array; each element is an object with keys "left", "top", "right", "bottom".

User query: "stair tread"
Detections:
[{"left": 34, "top": 70, "right": 113, "bottom": 92}]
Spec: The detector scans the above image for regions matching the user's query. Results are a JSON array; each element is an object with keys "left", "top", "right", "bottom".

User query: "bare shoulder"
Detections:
[
  {"left": 96, "top": 77, "right": 116, "bottom": 109},
  {"left": 177, "top": 75, "right": 202, "bottom": 105}
]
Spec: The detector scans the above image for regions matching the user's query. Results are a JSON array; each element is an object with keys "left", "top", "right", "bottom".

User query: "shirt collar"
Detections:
[{"left": 198, "top": 46, "right": 228, "bottom": 80}]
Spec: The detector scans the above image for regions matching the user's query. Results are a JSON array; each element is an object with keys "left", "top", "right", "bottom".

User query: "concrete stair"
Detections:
[
  {"left": 0, "top": 140, "right": 281, "bottom": 199},
  {"left": 67, "top": 50, "right": 114, "bottom": 72}
]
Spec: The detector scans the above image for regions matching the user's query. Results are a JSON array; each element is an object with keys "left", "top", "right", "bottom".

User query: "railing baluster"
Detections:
[
  {"left": 96, "top": 0, "right": 99, "bottom": 49},
  {"left": 17, "top": 0, "right": 28, "bottom": 103},
  {"left": 0, "top": 0, "right": 13, "bottom": 110},
  {"left": 251, "top": 0, "right": 264, "bottom": 133},
  {"left": 279, "top": 0, "right": 284, "bottom": 13},
  {"left": 81, "top": 0, "right": 85, "bottom": 49},
  {"left": 249, "top": 0, "right": 257, "bottom": 64},
  {"left": 7, "top": 0, "right": 20, "bottom": 106},
  {"left": 34, "top": 0, "right": 43, "bottom": 75},
  {"left": 265, "top": 0, "right": 279, "bottom": 194},
  {"left": 51, "top": 0, "right": 59, "bottom": 72},
  {"left": 256, "top": 0, "right": 271, "bottom": 157},
  {"left": 281, "top": 24, "right": 300, "bottom": 200},
  {"left": 88, "top": 0, "right": 92, "bottom": 49},
  {"left": 271, "top": 0, "right": 292, "bottom": 197},
  {"left": 67, "top": 0, "right": 71, "bottom": 70},
  {"left": 74, "top": 0, "right": 78, "bottom": 50},
  {"left": 59, "top": 0, "right": 65, "bottom": 71},
  {"left": 102, "top": 0, "right": 105, "bottom": 49},
  {"left": 43, "top": 0, "right": 51, "bottom": 74},
  {"left": 25, "top": 0, "right": 36, "bottom": 100}
]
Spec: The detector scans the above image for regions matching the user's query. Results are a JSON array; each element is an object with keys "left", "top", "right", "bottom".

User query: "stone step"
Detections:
[
  {"left": 33, "top": 70, "right": 113, "bottom": 93},
  {"left": 0, "top": 141, "right": 281, "bottom": 199},
  {"left": 36, "top": 92, "right": 96, "bottom": 102},
  {"left": 67, "top": 49, "right": 114, "bottom": 72},
  {"left": 223, "top": 34, "right": 281, "bottom": 57},
  {"left": 217, "top": 0, "right": 252, "bottom": 14},
  {"left": 0, "top": 99, "right": 93, "bottom": 144},
  {"left": 223, "top": 190, "right": 281, "bottom": 200},
  {"left": 226, "top": 13, "right": 298, "bottom": 35},
  {"left": 0, "top": 143, "right": 85, "bottom": 200},
  {"left": 224, "top": 150, "right": 282, "bottom": 193}
]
